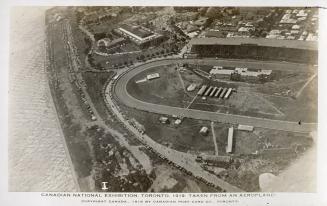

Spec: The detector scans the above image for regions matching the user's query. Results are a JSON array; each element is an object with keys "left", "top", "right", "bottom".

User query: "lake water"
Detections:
[{"left": 9, "top": 7, "right": 77, "bottom": 192}]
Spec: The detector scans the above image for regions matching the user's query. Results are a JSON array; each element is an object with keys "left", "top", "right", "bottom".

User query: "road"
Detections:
[{"left": 113, "top": 58, "right": 317, "bottom": 133}]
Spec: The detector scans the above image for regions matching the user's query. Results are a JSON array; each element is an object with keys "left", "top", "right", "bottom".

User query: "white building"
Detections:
[
  {"left": 200, "top": 126, "right": 209, "bottom": 135},
  {"left": 159, "top": 116, "right": 169, "bottom": 124},
  {"left": 237, "top": 124, "right": 254, "bottom": 132},
  {"left": 187, "top": 83, "right": 197, "bottom": 92},
  {"left": 147, "top": 73, "right": 160, "bottom": 80},
  {"left": 292, "top": 25, "right": 301, "bottom": 30},
  {"left": 210, "top": 67, "right": 272, "bottom": 77},
  {"left": 226, "top": 127, "right": 234, "bottom": 153},
  {"left": 174, "top": 119, "right": 182, "bottom": 125}
]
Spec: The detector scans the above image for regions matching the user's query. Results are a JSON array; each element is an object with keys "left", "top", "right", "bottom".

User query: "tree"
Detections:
[
  {"left": 106, "top": 33, "right": 113, "bottom": 39},
  {"left": 94, "top": 33, "right": 106, "bottom": 40},
  {"left": 205, "top": 7, "right": 223, "bottom": 19},
  {"left": 198, "top": 7, "right": 208, "bottom": 16},
  {"left": 95, "top": 63, "right": 102, "bottom": 70},
  {"left": 230, "top": 72, "right": 241, "bottom": 81}
]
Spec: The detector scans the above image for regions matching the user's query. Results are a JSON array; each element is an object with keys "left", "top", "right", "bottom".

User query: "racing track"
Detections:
[{"left": 113, "top": 58, "right": 317, "bottom": 133}]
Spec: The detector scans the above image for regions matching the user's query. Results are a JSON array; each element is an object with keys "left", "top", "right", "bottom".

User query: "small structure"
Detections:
[
  {"left": 224, "top": 88, "right": 233, "bottom": 99},
  {"left": 199, "top": 126, "right": 209, "bottom": 135},
  {"left": 159, "top": 116, "right": 169, "bottom": 124},
  {"left": 187, "top": 83, "right": 197, "bottom": 92},
  {"left": 130, "top": 118, "right": 145, "bottom": 134},
  {"left": 219, "top": 88, "right": 228, "bottom": 98},
  {"left": 197, "top": 85, "right": 207, "bottom": 96},
  {"left": 113, "top": 75, "right": 119, "bottom": 80},
  {"left": 147, "top": 73, "right": 160, "bottom": 80},
  {"left": 209, "top": 87, "right": 218, "bottom": 97},
  {"left": 237, "top": 124, "right": 254, "bottom": 132},
  {"left": 214, "top": 87, "right": 223, "bottom": 97},
  {"left": 174, "top": 119, "right": 182, "bottom": 125},
  {"left": 196, "top": 154, "right": 231, "bottom": 168},
  {"left": 135, "top": 78, "right": 147, "bottom": 84},
  {"left": 97, "top": 38, "right": 125, "bottom": 49},
  {"left": 197, "top": 154, "right": 231, "bottom": 163},
  {"left": 226, "top": 127, "right": 234, "bottom": 153},
  {"left": 235, "top": 68, "right": 272, "bottom": 77},
  {"left": 204, "top": 86, "right": 213, "bottom": 96},
  {"left": 210, "top": 66, "right": 272, "bottom": 77},
  {"left": 210, "top": 66, "right": 234, "bottom": 75}
]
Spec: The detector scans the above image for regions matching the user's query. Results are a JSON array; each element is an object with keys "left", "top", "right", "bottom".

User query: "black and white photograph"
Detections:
[{"left": 1, "top": 1, "right": 327, "bottom": 206}]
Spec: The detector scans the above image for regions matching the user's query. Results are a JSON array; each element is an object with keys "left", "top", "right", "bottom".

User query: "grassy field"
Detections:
[
  {"left": 127, "top": 65, "right": 278, "bottom": 118},
  {"left": 123, "top": 107, "right": 215, "bottom": 153},
  {"left": 265, "top": 77, "right": 318, "bottom": 122},
  {"left": 220, "top": 128, "right": 313, "bottom": 191},
  {"left": 127, "top": 64, "right": 194, "bottom": 107},
  {"left": 117, "top": 101, "right": 314, "bottom": 192},
  {"left": 189, "top": 91, "right": 282, "bottom": 119},
  {"left": 126, "top": 62, "right": 317, "bottom": 122}
]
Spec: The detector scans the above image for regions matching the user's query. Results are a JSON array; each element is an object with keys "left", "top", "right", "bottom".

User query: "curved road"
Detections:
[{"left": 114, "top": 58, "right": 317, "bottom": 133}]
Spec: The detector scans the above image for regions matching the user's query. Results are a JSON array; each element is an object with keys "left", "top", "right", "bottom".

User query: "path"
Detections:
[{"left": 295, "top": 73, "right": 317, "bottom": 98}]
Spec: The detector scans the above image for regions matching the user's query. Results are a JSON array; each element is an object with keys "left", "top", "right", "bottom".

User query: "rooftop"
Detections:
[
  {"left": 189, "top": 37, "right": 317, "bottom": 50},
  {"left": 120, "top": 24, "right": 154, "bottom": 39}
]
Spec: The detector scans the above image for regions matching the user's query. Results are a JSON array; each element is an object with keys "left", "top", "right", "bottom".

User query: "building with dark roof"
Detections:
[{"left": 187, "top": 37, "right": 318, "bottom": 63}]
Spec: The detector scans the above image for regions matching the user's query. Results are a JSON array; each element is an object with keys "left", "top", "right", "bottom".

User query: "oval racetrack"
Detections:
[{"left": 114, "top": 58, "right": 317, "bottom": 133}]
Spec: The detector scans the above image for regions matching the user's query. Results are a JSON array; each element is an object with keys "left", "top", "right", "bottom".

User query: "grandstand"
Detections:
[{"left": 187, "top": 37, "right": 318, "bottom": 64}]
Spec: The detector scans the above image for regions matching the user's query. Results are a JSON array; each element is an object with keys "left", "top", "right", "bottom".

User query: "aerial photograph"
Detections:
[{"left": 9, "top": 6, "right": 318, "bottom": 193}]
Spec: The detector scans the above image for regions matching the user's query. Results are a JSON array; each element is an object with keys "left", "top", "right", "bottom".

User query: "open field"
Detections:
[
  {"left": 127, "top": 64, "right": 191, "bottom": 107},
  {"left": 265, "top": 77, "right": 317, "bottom": 122},
  {"left": 120, "top": 104, "right": 312, "bottom": 156},
  {"left": 120, "top": 105, "right": 215, "bottom": 154},
  {"left": 115, "top": 102, "right": 313, "bottom": 192},
  {"left": 126, "top": 61, "right": 317, "bottom": 122}
]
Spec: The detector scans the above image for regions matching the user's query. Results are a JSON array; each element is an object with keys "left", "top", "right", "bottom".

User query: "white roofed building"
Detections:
[
  {"left": 200, "top": 126, "right": 209, "bottom": 135},
  {"left": 238, "top": 124, "right": 254, "bottom": 132},
  {"left": 226, "top": 127, "right": 234, "bottom": 153},
  {"left": 147, "top": 73, "right": 160, "bottom": 80}
]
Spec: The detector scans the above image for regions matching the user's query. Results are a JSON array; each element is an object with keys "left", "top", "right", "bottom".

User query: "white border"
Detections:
[{"left": 1, "top": 1, "right": 327, "bottom": 206}]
